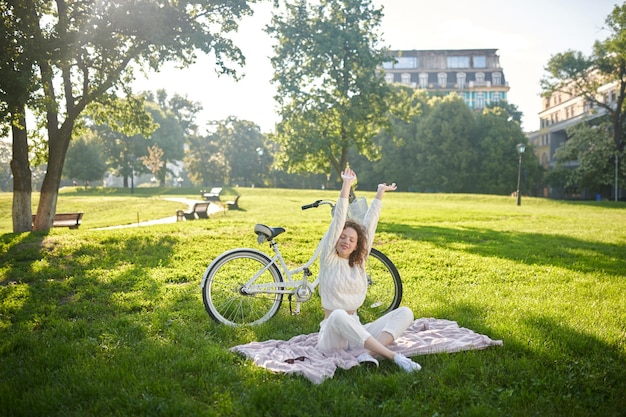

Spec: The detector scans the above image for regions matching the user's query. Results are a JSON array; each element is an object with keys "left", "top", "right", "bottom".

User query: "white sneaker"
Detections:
[
  {"left": 393, "top": 353, "right": 421, "bottom": 372},
  {"left": 357, "top": 353, "right": 379, "bottom": 367}
]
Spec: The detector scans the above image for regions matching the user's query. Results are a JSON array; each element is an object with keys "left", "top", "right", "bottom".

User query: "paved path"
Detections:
[{"left": 93, "top": 198, "right": 224, "bottom": 230}]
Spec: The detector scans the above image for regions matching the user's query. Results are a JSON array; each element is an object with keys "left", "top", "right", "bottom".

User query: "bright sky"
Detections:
[{"left": 134, "top": 0, "right": 618, "bottom": 134}]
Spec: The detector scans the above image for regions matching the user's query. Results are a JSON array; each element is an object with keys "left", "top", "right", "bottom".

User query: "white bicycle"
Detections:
[{"left": 201, "top": 198, "right": 403, "bottom": 326}]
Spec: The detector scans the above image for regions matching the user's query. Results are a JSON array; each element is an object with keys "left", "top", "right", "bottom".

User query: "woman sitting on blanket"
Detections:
[{"left": 316, "top": 167, "right": 421, "bottom": 372}]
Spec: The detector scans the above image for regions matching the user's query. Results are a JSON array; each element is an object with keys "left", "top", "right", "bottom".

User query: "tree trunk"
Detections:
[
  {"left": 10, "top": 108, "right": 33, "bottom": 233},
  {"left": 32, "top": 124, "right": 73, "bottom": 231}
]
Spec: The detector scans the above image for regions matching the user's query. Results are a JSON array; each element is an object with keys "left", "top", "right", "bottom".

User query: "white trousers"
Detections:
[{"left": 316, "top": 306, "right": 414, "bottom": 351}]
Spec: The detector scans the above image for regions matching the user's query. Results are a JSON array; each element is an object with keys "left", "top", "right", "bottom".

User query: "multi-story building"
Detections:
[
  {"left": 526, "top": 78, "right": 619, "bottom": 198},
  {"left": 382, "top": 48, "right": 510, "bottom": 111}
]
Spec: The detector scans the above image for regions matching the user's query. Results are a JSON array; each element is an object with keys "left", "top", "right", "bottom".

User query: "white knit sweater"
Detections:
[{"left": 317, "top": 196, "right": 382, "bottom": 312}]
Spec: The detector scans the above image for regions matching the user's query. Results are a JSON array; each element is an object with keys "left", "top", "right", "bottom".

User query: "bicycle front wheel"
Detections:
[
  {"left": 201, "top": 249, "right": 284, "bottom": 326},
  {"left": 359, "top": 248, "right": 403, "bottom": 323}
]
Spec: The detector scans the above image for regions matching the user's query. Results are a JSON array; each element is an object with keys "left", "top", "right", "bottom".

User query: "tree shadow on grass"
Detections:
[
  {"left": 0, "top": 232, "right": 179, "bottom": 282},
  {"left": 380, "top": 224, "right": 625, "bottom": 277},
  {"left": 0, "top": 230, "right": 181, "bottom": 335},
  {"left": 425, "top": 301, "right": 625, "bottom": 416}
]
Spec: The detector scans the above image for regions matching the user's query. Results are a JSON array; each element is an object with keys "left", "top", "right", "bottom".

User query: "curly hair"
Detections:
[{"left": 344, "top": 219, "right": 368, "bottom": 268}]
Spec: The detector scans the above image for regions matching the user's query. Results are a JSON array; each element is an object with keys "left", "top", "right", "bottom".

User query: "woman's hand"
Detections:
[
  {"left": 341, "top": 168, "right": 357, "bottom": 183},
  {"left": 339, "top": 168, "right": 357, "bottom": 199},
  {"left": 375, "top": 182, "right": 397, "bottom": 200},
  {"left": 377, "top": 183, "right": 397, "bottom": 193}
]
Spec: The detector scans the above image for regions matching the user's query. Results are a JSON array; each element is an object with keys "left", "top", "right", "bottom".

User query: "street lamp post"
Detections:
[
  {"left": 516, "top": 143, "right": 526, "bottom": 206},
  {"left": 129, "top": 155, "right": 135, "bottom": 195},
  {"left": 256, "top": 147, "right": 264, "bottom": 187}
]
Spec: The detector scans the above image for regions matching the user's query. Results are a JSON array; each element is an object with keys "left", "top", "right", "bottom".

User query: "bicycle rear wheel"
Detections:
[
  {"left": 358, "top": 248, "right": 403, "bottom": 323},
  {"left": 202, "top": 249, "right": 284, "bottom": 326}
]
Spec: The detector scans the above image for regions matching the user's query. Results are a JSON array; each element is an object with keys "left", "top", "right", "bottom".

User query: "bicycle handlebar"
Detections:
[
  {"left": 301, "top": 199, "right": 334, "bottom": 210},
  {"left": 301, "top": 200, "right": 322, "bottom": 210}
]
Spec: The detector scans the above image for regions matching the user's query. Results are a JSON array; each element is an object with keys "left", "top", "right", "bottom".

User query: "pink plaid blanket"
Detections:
[{"left": 230, "top": 318, "right": 503, "bottom": 384}]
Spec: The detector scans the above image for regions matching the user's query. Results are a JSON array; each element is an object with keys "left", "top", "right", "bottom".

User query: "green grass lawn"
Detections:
[{"left": 0, "top": 187, "right": 624, "bottom": 416}]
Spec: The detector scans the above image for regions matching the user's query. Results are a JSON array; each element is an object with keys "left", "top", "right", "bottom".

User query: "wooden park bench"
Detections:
[
  {"left": 32, "top": 212, "right": 84, "bottom": 229},
  {"left": 177, "top": 202, "right": 210, "bottom": 221},
  {"left": 225, "top": 195, "right": 241, "bottom": 211},
  {"left": 200, "top": 187, "right": 223, "bottom": 202}
]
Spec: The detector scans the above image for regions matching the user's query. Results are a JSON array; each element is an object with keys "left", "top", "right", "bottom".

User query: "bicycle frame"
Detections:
[
  {"left": 219, "top": 238, "right": 323, "bottom": 314},
  {"left": 201, "top": 200, "right": 333, "bottom": 314}
]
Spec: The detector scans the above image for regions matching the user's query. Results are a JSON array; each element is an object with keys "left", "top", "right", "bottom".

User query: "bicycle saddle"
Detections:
[{"left": 254, "top": 224, "right": 285, "bottom": 241}]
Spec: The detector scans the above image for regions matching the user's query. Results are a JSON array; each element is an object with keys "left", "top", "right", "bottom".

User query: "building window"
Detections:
[
  {"left": 492, "top": 72, "right": 501, "bottom": 85},
  {"left": 419, "top": 73, "right": 428, "bottom": 89},
  {"left": 456, "top": 72, "right": 466, "bottom": 89},
  {"left": 447, "top": 56, "right": 470, "bottom": 68},
  {"left": 384, "top": 73, "right": 394, "bottom": 83},
  {"left": 394, "top": 56, "right": 418, "bottom": 69},
  {"left": 437, "top": 72, "right": 447, "bottom": 88},
  {"left": 492, "top": 92, "right": 501, "bottom": 103},
  {"left": 473, "top": 56, "right": 487, "bottom": 68},
  {"left": 475, "top": 72, "right": 485, "bottom": 84},
  {"left": 401, "top": 73, "right": 411, "bottom": 85},
  {"left": 476, "top": 92, "right": 485, "bottom": 109}
]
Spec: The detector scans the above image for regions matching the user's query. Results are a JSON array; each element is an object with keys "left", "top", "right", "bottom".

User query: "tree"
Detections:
[
  {"left": 541, "top": 3, "right": 626, "bottom": 177},
  {"left": 350, "top": 85, "right": 429, "bottom": 191},
  {"left": 0, "top": 0, "right": 39, "bottom": 232},
  {"left": 266, "top": 0, "right": 392, "bottom": 182},
  {"left": 1, "top": 0, "right": 255, "bottom": 232},
  {"left": 473, "top": 105, "right": 540, "bottom": 195},
  {"left": 413, "top": 95, "right": 478, "bottom": 193},
  {"left": 183, "top": 117, "right": 269, "bottom": 187},
  {"left": 141, "top": 144, "right": 165, "bottom": 186},
  {"left": 218, "top": 117, "right": 268, "bottom": 187},
  {"left": 94, "top": 123, "right": 150, "bottom": 189},
  {"left": 63, "top": 131, "right": 107, "bottom": 186},
  {"left": 550, "top": 122, "right": 625, "bottom": 197},
  {"left": 184, "top": 132, "right": 228, "bottom": 187},
  {"left": 142, "top": 101, "right": 185, "bottom": 185},
  {"left": 152, "top": 90, "right": 203, "bottom": 137},
  {"left": 92, "top": 94, "right": 188, "bottom": 188}
]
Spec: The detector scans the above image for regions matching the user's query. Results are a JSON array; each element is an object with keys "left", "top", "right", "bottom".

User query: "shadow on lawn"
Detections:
[
  {"left": 0, "top": 230, "right": 181, "bottom": 333},
  {"left": 381, "top": 224, "right": 625, "bottom": 277},
  {"left": 0, "top": 231, "right": 179, "bottom": 283},
  {"left": 506, "top": 312, "right": 626, "bottom": 413},
  {"left": 427, "top": 301, "right": 625, "bottom": 415}
]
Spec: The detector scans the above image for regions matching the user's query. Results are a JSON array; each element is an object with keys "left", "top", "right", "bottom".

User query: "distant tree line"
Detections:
[
  {"left": 57, "top": 86, "right": 542, "bottom": 196},
  {"left": 351, "top": 89, "right": 542, "bottom": 195}
]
